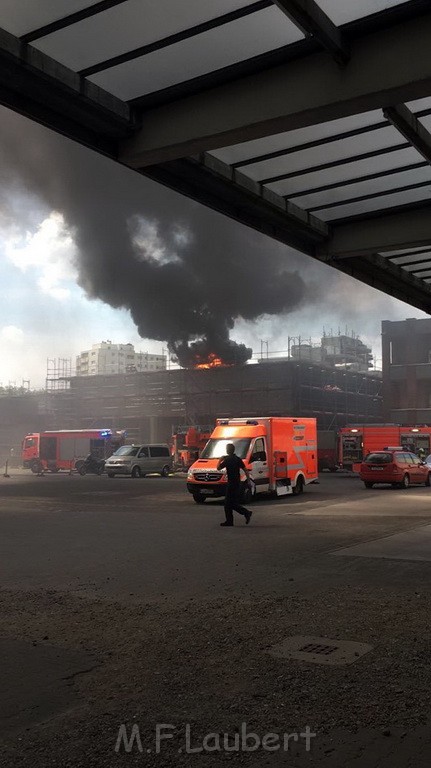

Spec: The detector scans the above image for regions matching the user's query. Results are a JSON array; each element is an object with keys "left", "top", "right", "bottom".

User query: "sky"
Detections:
[
  {"left": 0, "top": 209, "right": 159, "bottom": 386},
  {"left": 0, "top": 107, "right": 427, "bottom": 389}
]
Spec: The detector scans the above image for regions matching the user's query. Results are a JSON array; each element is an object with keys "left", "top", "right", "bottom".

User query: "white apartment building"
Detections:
[{"left": 76, "top": 342, "right": 167, "bottom": 377}]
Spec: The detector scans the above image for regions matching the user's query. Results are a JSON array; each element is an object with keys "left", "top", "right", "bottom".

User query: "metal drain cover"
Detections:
[{"left": 268, "top": 635, "right": 372, "bottom": 666}]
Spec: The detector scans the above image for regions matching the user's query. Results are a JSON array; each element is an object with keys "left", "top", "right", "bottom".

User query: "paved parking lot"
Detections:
[{"left": 1, "top": 471, "right": 431, "bottom": 766}]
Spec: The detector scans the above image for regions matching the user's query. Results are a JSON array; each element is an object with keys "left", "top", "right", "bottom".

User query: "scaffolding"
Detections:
[
  {"left": 46, "top": 358, "right": 73, "bottom": 392},
  {"left": 43, "top": 358, "right": 74, "bottom": 422},
  {"left": 292, "top": 363, "right": 383, "bottom": 430},
  {"left": 0, "top": 379, "right": 31, "bottom": 396},
  {"left": 40, "top": 359, "right": 383, "bottom": 443}
]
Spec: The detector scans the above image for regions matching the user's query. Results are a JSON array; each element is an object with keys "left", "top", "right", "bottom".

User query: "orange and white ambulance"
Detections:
[{"left": 186, "top": 417, "right": 317, "bottom": 504}]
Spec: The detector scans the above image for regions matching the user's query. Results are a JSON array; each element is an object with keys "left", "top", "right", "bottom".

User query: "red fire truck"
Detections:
[
  {"left": 22, "top": 429, "right": 126, "bottom": 473},
  {"left": 338, "top": 424, "right": 431, "bottom": 470},
  {"left": 171, "top": 425, "right": 213, "bottom": 470},
  {"left": 317, "top": 430, "right": 338, "bottom": 472}
]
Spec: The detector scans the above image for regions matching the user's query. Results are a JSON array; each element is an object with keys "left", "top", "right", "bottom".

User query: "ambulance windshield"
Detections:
[{"left": 200, "top": 438, "right": 251, "bottom": 459}]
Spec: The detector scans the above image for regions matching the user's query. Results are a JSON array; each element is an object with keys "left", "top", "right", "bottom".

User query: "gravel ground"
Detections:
[
  {"left": 2, "top": 475, "right": 431, "bottom": 766},
  {"left": 1, "top": 584, "right": 431, "bottom": 767}
]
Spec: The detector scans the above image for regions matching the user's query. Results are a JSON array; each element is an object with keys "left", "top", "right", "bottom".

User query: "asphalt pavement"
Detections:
[{"left": 1, "top": 470, "right": 431, "bottom": 767}]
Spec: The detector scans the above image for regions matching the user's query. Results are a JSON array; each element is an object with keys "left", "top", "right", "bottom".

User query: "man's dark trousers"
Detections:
[{"left": 224, "top": 484, "right": 249, "bottom": 524}]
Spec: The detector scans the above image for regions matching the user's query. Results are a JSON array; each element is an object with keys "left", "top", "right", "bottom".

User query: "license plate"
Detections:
[
  {"left": 200, "top": 489, "right": 213, "bottom": 495},
  {"left": 371, "top": 467, "right": 384, "bottom": 470}
]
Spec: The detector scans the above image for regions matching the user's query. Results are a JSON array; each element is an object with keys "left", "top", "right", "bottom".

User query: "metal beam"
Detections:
[
  {"left": 20, "top": 0, "right": 130, "bottom": 43},
  {"left": 129, "top": 0, "right": 431, "bottom": 110},
  {"left": 318, "top": 204, "right": 431, "bottom": 259},
  {"left": 79, "top": 1, "right": 272, "bottom": 77},
  {"left": 322, "top": 252, "right": 431, "bottom": 314},
  {"left": 120, "top": 10, "right": 431, "bottom": 168},
  {"left": 143, "top": 154, "right": 328, "bottom": 256},
  {"left": 386, "top": 248, "right": 431, "bottom": 261},
  {"left": 2, "top": 10, "right": 431, "bottom": 316},
  {"left": 287, "top": 161, "right": 428, "bottom": 200},
  {"left": 271, "top": 0, "right": 350, "bottom": 65},
  {"left": 383, "top": 103, "right": 431, "bottom": 163},
  {"left": 232, "top": 119, "right": 388, "bottom": 169},
  {"left": 258, "top": 143, "right": 409, "bottom": 185},
  {"left": 0, "top": 27, "right": 134, "bottom": 154},
  {"left": 391, "top": 257, "right": 431, "bottom": 269},
  {"left": 307, "top": 180, "right": 431, "bottom": 213},
  {"left": 130, "top": 38, "right": 316, "bottom": 111},
  {"left": 411, "top": 267, "right": 431, "bottom": 275}
]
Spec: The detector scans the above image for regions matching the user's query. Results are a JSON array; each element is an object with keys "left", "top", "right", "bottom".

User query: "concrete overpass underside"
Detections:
[{"left": 2, "top": 0, "right": 431, "bottom": 311}]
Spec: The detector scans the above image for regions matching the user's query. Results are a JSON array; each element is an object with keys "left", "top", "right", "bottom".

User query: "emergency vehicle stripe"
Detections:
[{"left": 287, "top": 445, "right": 316, "bottom": 470}]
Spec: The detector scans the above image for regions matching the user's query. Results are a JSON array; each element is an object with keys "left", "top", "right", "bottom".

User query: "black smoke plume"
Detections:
[
  {"left": 171, "top": 335, "right": 252, "bottom": 367},
  {"left": 0, "top": 108, "right": 310, "bottom": 366}
]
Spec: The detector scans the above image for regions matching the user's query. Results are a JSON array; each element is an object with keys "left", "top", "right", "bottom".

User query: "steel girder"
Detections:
[
  {"left": 1, "top": 11, "right": 431, "bottom": 313},
  {"left": 120, "top": 10, "right": 431, "bottom": 167}
]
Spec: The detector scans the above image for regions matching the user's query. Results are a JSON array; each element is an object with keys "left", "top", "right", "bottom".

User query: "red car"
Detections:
[{"left": 360, "top": 450, "right": 431, "bottom": 489}]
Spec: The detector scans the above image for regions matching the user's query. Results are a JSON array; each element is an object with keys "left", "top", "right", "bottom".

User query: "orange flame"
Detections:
[{"left": 194, "top": 353, "right": 232, "bottom": 369}]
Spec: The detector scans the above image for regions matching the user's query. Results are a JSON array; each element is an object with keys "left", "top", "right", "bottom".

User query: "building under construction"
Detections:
[
  {"left": 42, "top": 359, "right": 383, "bottom": 444},
  {"left": 290, "top": 333, "right": 373, "bottom": 372}
]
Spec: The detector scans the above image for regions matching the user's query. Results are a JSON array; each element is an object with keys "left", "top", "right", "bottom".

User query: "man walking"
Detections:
[{"left": 217, "top": 443, "right": 253, "bottom": 527}]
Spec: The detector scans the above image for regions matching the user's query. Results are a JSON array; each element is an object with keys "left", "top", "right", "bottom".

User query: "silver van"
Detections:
[{"left": 105, "top": 444, "right": 173, "bottom": 478}]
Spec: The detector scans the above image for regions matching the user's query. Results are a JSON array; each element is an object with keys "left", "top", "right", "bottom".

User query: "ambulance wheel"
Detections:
[
  {"left": 193, "top": 493, "right": 206, "bottom": 504},
  {"left": 293, "top": 475, "right": 304, "bottom": 495}
]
